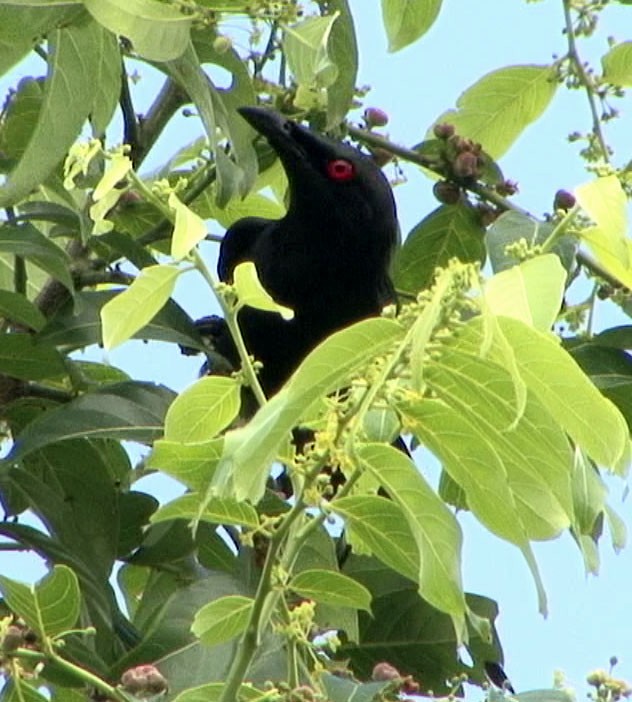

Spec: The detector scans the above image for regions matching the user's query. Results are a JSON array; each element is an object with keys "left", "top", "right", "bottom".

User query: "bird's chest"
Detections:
[{"left": 255, "top": 233, "right": 377, "bottom": 310}]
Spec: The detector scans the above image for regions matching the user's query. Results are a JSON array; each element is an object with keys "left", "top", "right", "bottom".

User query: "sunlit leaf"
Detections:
[
  {"left": 101, "top": 265, "right": 180, "bottom": 350},
  {"left": 602, "top": 41, "right": 632, "bottom": 86},
  {"left": 169, "top": 192, "right": 208, "bottom": 260},
  {"left": 381, "top": 0, "right": 442, "bottom": 52},
  {"left": 290, "top": 569, "right": 372, "bottom": 612},
  {"left": 484, "top": 254, "right": 566, "bottom": 331},
  {"left": 233, "top": 261, "right": 294, "bottom": 320},
  {"left": 84, "top": 0, "right": 192, "bottom": 61},
  {"left": 191, "top": 595, "right": 253, "bottom": 646},
  {"left": 0, "top": 565, "right": 80, "bottom": 637},
  {"left": 432, "top": 65, "right": 557, "bottom": 158}
]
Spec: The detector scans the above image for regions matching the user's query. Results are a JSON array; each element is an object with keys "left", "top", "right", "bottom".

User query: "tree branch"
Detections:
[{"left": 348, "top": 125, "right": 628, "bottom": 291}]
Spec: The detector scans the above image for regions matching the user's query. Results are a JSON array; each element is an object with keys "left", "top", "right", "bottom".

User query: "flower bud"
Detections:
[
  {"left": 364, "top": 107, "right": 389, "bottom": 128},
  {"left": 553, "top": 189, "right": 576, "bottom": 211},
  {"left": 433, "top": 122, "right": 455, "bottom": 139},
  {"left": 372, "top": 661, "right": 401, "bottom": 681}
]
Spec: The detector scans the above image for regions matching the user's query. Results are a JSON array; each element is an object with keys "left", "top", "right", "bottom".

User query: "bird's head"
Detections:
[{"left": 238, "top": 106, "right": 398, "bottom": 253}]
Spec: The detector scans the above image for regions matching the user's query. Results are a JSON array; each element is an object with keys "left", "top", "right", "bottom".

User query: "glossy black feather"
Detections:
[{"left": 218, "top": 107, "right": 398, "bottom": 395}]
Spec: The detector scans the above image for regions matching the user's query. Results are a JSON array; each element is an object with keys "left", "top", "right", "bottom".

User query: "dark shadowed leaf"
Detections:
[
  {"left": 0, "top": 19, "right": 103, "bottom": 207},
  {"left": 393, "top": 203, "right": 485, "bottom": 294},
  {"left": 7, "top": 382, "right": 175, "bottom": 460}
]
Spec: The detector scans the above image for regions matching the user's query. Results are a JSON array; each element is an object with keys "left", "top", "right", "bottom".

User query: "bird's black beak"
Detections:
[{"left": 238, "top": 106, "right": 291, "bottom": 142}]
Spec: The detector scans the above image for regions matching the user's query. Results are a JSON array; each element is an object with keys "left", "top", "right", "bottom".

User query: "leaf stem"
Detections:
[
  {"left": 562, "top": 0, "right": 610, "bottom": 163},
  {"left": 218, "top": 495, "right": 308, "bottom": 702},
  {"left": 9, "top": 647, "right": 129, "bottom": 702}
]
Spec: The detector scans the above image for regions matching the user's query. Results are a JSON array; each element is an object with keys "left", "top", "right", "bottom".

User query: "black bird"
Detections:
[{"left": 213, "top": 106, "right": 399, "bottom": 396}]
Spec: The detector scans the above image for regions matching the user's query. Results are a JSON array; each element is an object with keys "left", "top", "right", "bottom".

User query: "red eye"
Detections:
[{"left": 326, "top": 159, "right": 355, "bottom": 181}]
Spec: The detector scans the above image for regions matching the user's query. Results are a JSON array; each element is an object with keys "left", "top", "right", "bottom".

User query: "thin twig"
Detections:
[{"left": 562, "top": 0, "right": 610, "bottom": 163}]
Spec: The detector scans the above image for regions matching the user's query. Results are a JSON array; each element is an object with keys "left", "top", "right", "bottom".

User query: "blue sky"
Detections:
[{"left": 2, "top": 0, "right": 632, "bottom": 696}]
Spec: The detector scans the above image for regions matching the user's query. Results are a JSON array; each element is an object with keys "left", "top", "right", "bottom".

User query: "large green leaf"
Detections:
[
  {"left": 575, "top": 175, "right": 632, "bottom": 289},
  {"left": 151, "top": 493, "right": 259, "bottom": 529},
  {"left": 0, "top": 334, "right": 67, "bottom": 381},
  {"left": 492, "top": 317, "right": 630, "bottom": 471},
  {"left": 393, "top": 203, "right": 486, "bottom": 294},
  {"left": 0, "top": 565, "right": 80, "bottom": 637},
  {"left": 290, "top": 569, "right": 372, "bottom": 612},
  {"left": 0, "top": 19, "right": 102, "bottom": 207},
  {"left": 165, "top": 42, "right": 255, "bottom": 206},
  {"left": 340, "top": 556, "right": 504, "bottom": 693},
  {"left": 191, "top": 595, "right": 253, "bottom": 647},
  {"left": 101, "top": 265, "right": 181, "bottom": 350},
  {"left": 7, "top": 381, "right": 175, "bottom": 460},
  {"left": 212, "top": 318, "right": 404, "bottom": 503},
  {"left": 39, "top": 289, "right": 203, "bottom": 351},
  {"left": 433, "top": 65, "right": 558, "bottom": 158},
  {"left": 0, "top": 223, "right": 73, "bottom": 290},
  {"left": 284, "top": 14, "right": 339, "bottom": 89},
  {"left": 332, "top": 495, "right": 418, "bottom": 582},
  {"left": 486, "top": 210, "right": 577, "bottom": 275},
  {"left": 381, "top": 0, "right": 442, "bottom": 52},
  {"left": 84, "top": 0, "right": 192, "bottom": 61},
  {"left": 484, "top": 254, "right": 566, "bottom": 331},
  {"left": 357, "top": 443, "right": 466, "bottom": 640},
  {"left": 602, "top": 41, "right": 632, "bottom": 86},
  {"left": 147, "top": 439, "right": 224, "bottom": 492},
  {"left": 324, "top": 0, "right": 358, "bottom": 128},
  {"left": 164, "top": 376, "right": 241, "bottom": 443},
  {"left": 0, "top": 290, "right": 47, "bottom": 330}
]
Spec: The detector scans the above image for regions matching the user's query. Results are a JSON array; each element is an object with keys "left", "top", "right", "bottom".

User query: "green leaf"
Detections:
[
  {"left": 40, "top": 290, "right": 203, "bottom": 352},
  {"left": 381, "top": 0, "right": 442, "bottom": 52},
  {"left": 212, "top": 318, "right": 404, "bottom": 503},
  {"left": 0, "top": 291, "right": 46, "bottom": 330},
  {"left": 433, "top": 65, "right": 557, "bottom": 158},
  {"left": 332, "top": 496, "right": 418, "bottom": 582},
  {"left": 0, "top": 223, "right": 73, "bottom": 291},
  {"left": 486, "top": 210, "right": 578, "bottom": 275},
  {"left": 101, "top": 265, "right": 180, "bottom": 350},
  {"left": 0, "top": 19, "right": 102, "bottom": 208},
  {"left": 89, "top": 24, "right": 121, "bottom": 134},
  {"left": 569, "top": 339, "right": 632, "bottom": 430},
  {"left": 147, "top": 439, "right": 224, "bottom": 492},
  {"left": 0, "top": 565, "right": 80, "bottom": 636},
  {"left": 84, "top": 0, "right": 192, "bottom": 61},
  {"left": 165, "top": 42, "right": 256, "bottom": 206},
  {"left": 290, "top": 568, "right": 371, "bottom": 612},
  {"left": 93, "top": 153, "right": 132, "bottom": 202},
  {"left": 151, "top": 493, "right": 259, "bottom": 529},
  {"left": 575, "top": 176, "right": 632, "bottom": 289},
  {"left": 8, "top": 381, "right": 175, "bottom": 460},
  {"left": 0, "top": 78, "right": 44, "bottom": 163},
  {"left": 0, "top": 334, "right": 67, "bottom": 381},
  {"left": 602, "top": 41, "right": 632, "bottom": 86},
  {"left": 357, "top": 443, "right": 466, "bottom": 641},
  {"left": 171, "top": 683, "right": 265, "bottom": 702},
  {"left": 164, "top": 376, "right": 241, "bottom": 443},
  {"left": 233, "top": 261, "right": 294, "bottom": 320},
  {"left": 324, "top": 0, "right": 358, "bottom": 128},
  {"left": 193, "top": 189, "right": 285, "bottom": 228},
  {"left": 393, "top": 203, "right": 485, "bottom": 295},
  {"left": 191, "top": 595, "right": 253, "bottom": 646},
  {"left": 169, "top": 193, "right": 208, "bottom": 260},
  {"left": 2, "top": 680, "right": 50, "bottom": 702},
  {"left": 484, "top": 254, "right": 566, "bottom": 331},
  {"left": 494, "top": 317, "right": 630, "bottom": 471},
  {"left": 284, "top": 13, "right": 339, "bottom": 89}
]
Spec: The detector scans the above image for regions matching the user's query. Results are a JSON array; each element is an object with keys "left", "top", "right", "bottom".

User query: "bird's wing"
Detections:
[{"left": 218, "top": 216, "right": 274, "bottom": 282}]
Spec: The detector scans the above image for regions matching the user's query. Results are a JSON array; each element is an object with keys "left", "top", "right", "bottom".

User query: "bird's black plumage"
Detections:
[{"left": 216, "top": 107, "right": 399, "bottom": 395}]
